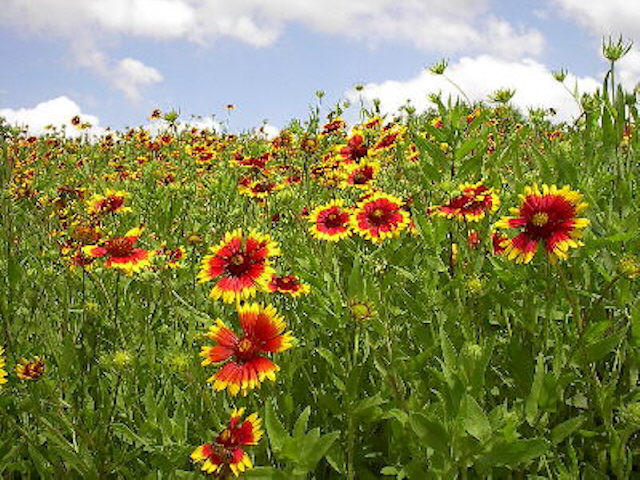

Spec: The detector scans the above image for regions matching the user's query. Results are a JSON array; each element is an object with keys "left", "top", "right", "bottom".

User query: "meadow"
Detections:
[{"left": 1, "top": 55, "right": 639, "bottom": 479}]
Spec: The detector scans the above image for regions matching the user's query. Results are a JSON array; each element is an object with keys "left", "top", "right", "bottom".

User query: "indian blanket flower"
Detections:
[
  {"left": 200, "top": 303, "right": 294, "bottom": 396},
  {"left": 191, "top": 408, "right": 263, "bottom": 478},
  {"left": 340, "top": 159, "right": 380, "bottom": 190},
  {"left": 237, "top": 179, "right": 285, "bottom": 199},
  {"left": 267, "top": 274, "right": 310, "bottom": 297},
  {"left": 308, "top": 200, "right": 352, "bottom": 242},
  {"left": 87, "top": 189, "right": 131, "bottom": 215},
  {"left": 350, "top": 192, "right": 411, "bottom": 243},
  {"left": 0, "top": 346, "right": 7, "bottom": 386},
  {"left": 429, "top": 182, "right": 500, "bottom": 222},
  {"left": 83, "top": 227, "right": 154, "bottom": 274},
  {"left": 16, "top": 356, "right": 45, "bottom": 381},
  {"left": 494, "top": 184, "right": 589, "bottom": 263},
  {"left": 157, "top": 246, "right": 186, "bottom": 269},
  {"left": 338, "top": 133, "right": 369, "bottom": 162},
  {"left": 197, "top": 230, "right": 280, "bottom": 303}
]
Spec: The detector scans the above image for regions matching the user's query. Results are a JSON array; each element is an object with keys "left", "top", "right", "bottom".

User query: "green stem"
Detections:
[{"left": 557, "top": 264, "right": 583, "bottom": 336}]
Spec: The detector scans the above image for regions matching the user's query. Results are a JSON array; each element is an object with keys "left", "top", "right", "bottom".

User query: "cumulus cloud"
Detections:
[
  {"left": 0, "top": 0, "right": 545, "bottom": 56},
  {"left": 347, "top": 55, "right": 600, "bottom": 122},
  {"left": 71, "top": 40, "right": 163, "bottom": 102},
  {"left": 552, "top": 0, "right": 640, "bottom": 39},
  {"left": 0, "top": 1, "right": 551, "bottom": 103},
  {"left": 0, "top": 96, "right": 102, "bottom": 136},
  {"left": 618, "top": 50, "right": 640, "bottom": 90}
]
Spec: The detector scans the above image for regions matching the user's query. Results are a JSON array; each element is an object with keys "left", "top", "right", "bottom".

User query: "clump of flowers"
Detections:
[
  {"left": 197, "top": 230, "right": 280, "bottom": 303},
  {"left": 16, "top": 356, "right": 45, "bottom": 381},
  {"left": 494, "top": 184, "right": 589, "bottom": 263},
  {"left": 429, "top": 182, "right": 500, "bottom": 222},
  {"left": 200, "top": 303, "right": 294, "bottom": 396},
  {"left": 350, "top": 192, "right": 411, "bottom": 243},
  {"left": 308, "top": 200, "right": 352, "bottom": 242},
  {"left": 191, "top": 408, "right": 263, "bottom": 478}
]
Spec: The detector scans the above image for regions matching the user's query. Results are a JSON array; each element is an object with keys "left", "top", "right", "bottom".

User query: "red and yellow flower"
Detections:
[
  {"left": 340, "top": 159, "right": 380, "bottom": 190},
  {"left": 308, "top": 200, "right": 352, "bottom": 242},
  {"left": 83, "top": 227, "right": 154, "bottom": 274},
  {"left": 191, "top": 408, "right": 263, "bottom": 477},
  {"left": 200, "top": 303, "right": 294, "bottom": 396},
  {"left": 429, "top": 182, "right": 500, "bottom": 221},
  {"left": 197, "top": 230, "right": 280, "bottom": 303},
  {"left": 267, "top": 274, "right": 311, "bottom": 297},
  {"left": 350, "top": 192, "right": 411, "bottom": 243},
  {"left": 16, "top": 356, "right": 45, "bottom": 381},
  {"left": 494, "top": 184, "right": 589, "bottom": 263},
  {"left": 237, "top": 179, "right": 285, "bottom": 199},
  {"left": 157, "top": 246, "right": 186, "bottom": 269},
  {"left": 87, "top": 189, "right": 131, "bottom": 215},
  {"left": 0, "top": 346, "right": 7, "bottom": 386}
]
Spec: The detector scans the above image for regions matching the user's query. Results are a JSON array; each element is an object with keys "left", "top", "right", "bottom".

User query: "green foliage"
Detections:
[{"left": 0, "top": 68, "right": 639, "bottom": 479}]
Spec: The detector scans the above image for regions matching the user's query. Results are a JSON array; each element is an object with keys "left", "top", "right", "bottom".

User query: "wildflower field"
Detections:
[{"left": 1, "top": 65, "right": 640, "bottom": 479}]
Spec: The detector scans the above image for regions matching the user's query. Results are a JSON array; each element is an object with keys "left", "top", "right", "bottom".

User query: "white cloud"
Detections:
[
  {"left": 347, "top": 55, "right": 600, "bottom": 122},
  {"left": 71, "top": 40, "right": 163, "bottom": 102},
  {"left": 0, "top": 0, "right": 545, "bottom": 56},
  {"left": 112, "top": 58, "right": 164, "bottom": 101},
  {"left": 254, "top": 123, "right": 280, "bottom": 140},
  {"left": 552, "top": 0, "right": 640, "bottom": 39},
  {"left": 0, "top": 96, "right": 102, "bottom": 136},
  {"left": 618, "top": 50, "right": 640, "bottom": 90},
  {"left": 0, "top": 1, "right": 550, "bottom": 103}
]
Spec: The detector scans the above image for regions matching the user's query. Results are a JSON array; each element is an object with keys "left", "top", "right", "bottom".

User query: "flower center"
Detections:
[
  {"left": 323, "top": 211, "right": 344, "bottom": 228},
  {"left": 371, "top": 208, "right": 385, "bottom": 218},
  {"left": 531, "top": 212, "right": 549, "bottom": 227},
  {"left": 238, "top": 338, "right": 252, "bottom": 354},
  {"left": 230, "top": 254, "right": 245, "bottom": 266},
  {"left": 105, "top": 237, "right": 134, "bottom": 257}
]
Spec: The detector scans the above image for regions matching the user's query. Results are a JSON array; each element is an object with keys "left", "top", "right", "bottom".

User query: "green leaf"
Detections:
[
  {"left": 462, "top": 395, "right": 492, "bottom": 442},
  {"left": 265, "top": 403, "right": 289, "bottom": 454},
  {"left": 410, "top": 413, "right": 450, "bottom": 453},
  {"left": 293, "top": 407, "right": 311, "bottom": 438},
  {"left": 581, "top": 330, "right": 626, "bottom": 363},
  {"left": 525, "top": 353, "right": 545, "bottom": 426},
  {"left": 481, "top": 438, "right": 549, "bottom": 467},
  {"left": 347, "top": 256, "right": 364, "bottom": 297},
  {"left": 551, "top": 416, "right": 585, "bottom": 445},
  {"left": 246, "top": 467, "right": 290, "bottom": 480},
  {"left": 298, "top": 431, "right": 340, "bottom": 472},
  {"left": 455, "top": 138, "right": 480, "bottom": 161}
]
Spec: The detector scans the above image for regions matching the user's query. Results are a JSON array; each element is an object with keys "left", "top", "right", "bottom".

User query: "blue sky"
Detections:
[{"left": 1, "top": 0, "right": 639, "bottom": 134}]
